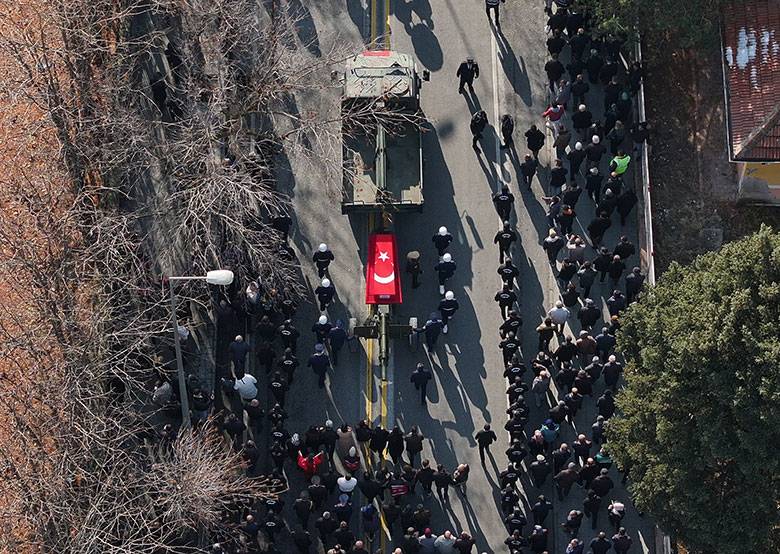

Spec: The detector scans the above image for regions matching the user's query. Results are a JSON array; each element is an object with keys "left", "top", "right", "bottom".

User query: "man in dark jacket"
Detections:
[
  {"left": 625, "top": 266, "right": 645, "bottom": 303},
  {"left": 497, "top": 258, "right": 520, "bottom": 288},
  {"left": 432, "top": 226, "right": 453, "bottom": 257},
  {"left": 456, "top": 57, "right": 479, "bottom": 93},
  {"left": 543, "top": 229, "right": 565, "bottom": 264},
  {"left": 554, "top": 461, "right": 579, "bottom": 500},
  {"left": 545, "top": 53, "right": 565, "bottom": 92},
  {"left": 531, "top": 495, "right": 553, "bottom": 525},
  {"left": 492, "top": 184, "right": 515, "bottom": 222},
  {"left": 475, "top": 423, "right": 498, "bottom": 464},
  {"left": 470, "top": 110, "right": 488, "bottom": 153},
  {"left": 520, "top": 154, "right": 539, "bottom": 188},
  {"left": 494, "top": 221, "right": 518, "bottom": 264},
  {"left": 613, "top": 235, "right": 635, "bottom": 260},
  {"left": 494, "top": 283, "right": 517, "bottom": 320},
  {"left": 612, "top": 528, "right": 634, "bottom": 554},
  {"left": 590, "top": 531, "right": 612, "bottom": 554},
  {"left": 587, "top": 212, "right": 612, "bottom": 248},
  {"left": 500, "top": 114, "right": 515, "bottom": 149},
  {"left": 410, "top": 363, "right": 433, "bottom": 405},
  {"left": 525, "top": 124, "right": 546, "bottom": 160},
  {"left": 312, "top": 243, "right": 334, "bottom": 277}
]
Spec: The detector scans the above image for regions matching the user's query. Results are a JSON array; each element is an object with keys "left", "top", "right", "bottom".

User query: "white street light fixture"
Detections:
[{"left": 205, "top": 270, "right": 234, "bottom": 286}]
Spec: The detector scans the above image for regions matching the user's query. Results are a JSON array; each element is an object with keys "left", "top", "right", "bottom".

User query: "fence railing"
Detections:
[{"left": 634, "top": 39, "right": 656, "bottom": 285}]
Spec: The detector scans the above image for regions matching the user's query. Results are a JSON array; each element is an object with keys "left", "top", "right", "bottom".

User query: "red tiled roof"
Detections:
[{"left": 722, "top": 0, "right": 780, "bottom": 161}]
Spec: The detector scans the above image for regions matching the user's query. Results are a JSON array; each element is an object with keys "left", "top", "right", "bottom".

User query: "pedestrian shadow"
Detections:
[
  {"left": 463, "top": 213, "right": 484, "bottom": 250},
  {"left": 393, "top": 0, "right": 434, "bottom": 30},
  {"left": 495, "top": 31, "right": 532, "bottom": 106},
  {"left": 476, "top": 128, "right": 500, "bottom": 189},
  {"left": 345, "top": 0, "right": 370, "bottom": 43},
  {"left": 406, "top": 22, "right": 443, "bottom": 71},
  {"left": 286, "top": 0, "right": 322, "bottom": 57},
  {"left": 464, "top": 89, "right": 483, "bottom": 115}
]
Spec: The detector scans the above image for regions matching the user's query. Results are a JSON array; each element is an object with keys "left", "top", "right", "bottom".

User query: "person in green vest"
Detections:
[{"left": 610, "top": 149, "right": 631, "bottom": 176}]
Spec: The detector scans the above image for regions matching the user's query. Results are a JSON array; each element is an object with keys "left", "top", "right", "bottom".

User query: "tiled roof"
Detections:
[{"left": 722, "top": 0, "right": 780, "bottom": 161}]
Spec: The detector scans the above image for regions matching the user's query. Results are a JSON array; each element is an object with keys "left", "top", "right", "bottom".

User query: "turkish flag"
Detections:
[{"left": 366, "top": 233, "right": 402, "bottom": 304}]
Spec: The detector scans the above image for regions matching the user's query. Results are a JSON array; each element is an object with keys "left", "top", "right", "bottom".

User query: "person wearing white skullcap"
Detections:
[
  {"left": 438, "top": 291, "right": 459, "bottom": 334},
  {"left": 432, "top": 226, "right": 453, "bottom": 257},
  {"left": 312, "top": 314, "right": 332, "bottom": 343},
  {"left": 314, "top": 277, "right": 335, "bottom": 312},
  {"left": 434, "top": 253, "right": 457, "bottom": 295},
  {"left": 312, "top": 243, "right": 334, "bottom": 278}
]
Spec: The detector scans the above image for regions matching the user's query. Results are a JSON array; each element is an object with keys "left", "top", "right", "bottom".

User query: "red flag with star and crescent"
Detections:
[{"left": 366, "top": 233, "right": 402, "bottom": 304}]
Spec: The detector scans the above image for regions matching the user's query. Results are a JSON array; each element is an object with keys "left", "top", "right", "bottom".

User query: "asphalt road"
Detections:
[{"left": 269, "top": 1, "right": 656, "bottom": 553}]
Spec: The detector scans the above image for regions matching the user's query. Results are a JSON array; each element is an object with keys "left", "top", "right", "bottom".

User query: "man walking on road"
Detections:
[
  {"left": 494, "top": 283, "right": 517, "bottom": 320},
  {"left": 470, "top": 110, "right": 488, "bottom": 153},
  {"left": 494, "top": 221, "right": 518, "bottom": 263},
  {"left": 520, "top": 154, "right": 539, "bottom": 188},
  {"left": 434, "top": 253, "right": 457, "bottom": 295},
  {"left": 500, "top": 114, "right": 514, "bottom": 149},
  {"left": 410, "top": 362, "right": 433, "bottom": 405},
  {"left": 432, "top": 226, "right": 453, "bottom": 257},
  {"left": 229, "top": 335, "right": 250, "bottom": 376},
  {"left": 456, "top": 57, "right": 480, "bottom": 93},
  {"left": 475, "top": 423, "right": 498, "bottom": 464},
  {"left": 485, "top": 0, "right": 505, "bottom": 27},
  {"left": 493, "top": 184, "right": 515, "bottom": 222},
  {"left": 438, "top": 291, "right": 459, "bottom": 334}
]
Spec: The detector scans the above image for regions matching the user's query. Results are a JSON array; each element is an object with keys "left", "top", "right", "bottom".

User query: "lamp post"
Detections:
[{"left": 168, "top": 270, "right": 234, "bottom": 429}]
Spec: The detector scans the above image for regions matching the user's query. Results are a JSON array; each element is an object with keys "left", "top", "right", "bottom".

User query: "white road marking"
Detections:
[{"left": 491, "top": 31, "right": 502, "bottom": 193}]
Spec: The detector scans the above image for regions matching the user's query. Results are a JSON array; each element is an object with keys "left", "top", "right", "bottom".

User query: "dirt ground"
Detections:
[{"left": 642, "top": 38, "right": 780, "bottom": 272}]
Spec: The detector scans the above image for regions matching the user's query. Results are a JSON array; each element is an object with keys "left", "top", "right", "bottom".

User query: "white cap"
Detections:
[
  {"left": 445, "top": 291, "right": 454, "bottom": 300},
  {"left": 575, "top": 142, "right": 583, "bottom": 150},
  {"left": 442, "top": 253, "right": 452, "bottom": 262},
  {"left": 592, "top": 135, "right": 600, "bottom": 144},
  {"left": 318, "top": 243, "right": 327, "bottom": 252},
  {"left": 325, "top": 419, "right": 333, "bottom": 428},
  {"left": 589, "top": 167, "right": 599, "bottom": 174},
  {"left": 609, "top": 354, "right": 617, "bottom": 362},
  {"left": 438, "top": 226, "right": 448, "bottom": 235},
  {"left": 321, "top": 278, "right": 331, "bottom": 287},
  {"left": 318, "top": 315, "right": 327, "bottom": 325},
  {"left": 579, "top": 104, "right": 587, "bottom": 111},
  {"left": 555, "top": 301, "right": 563, "bottom": 308}
]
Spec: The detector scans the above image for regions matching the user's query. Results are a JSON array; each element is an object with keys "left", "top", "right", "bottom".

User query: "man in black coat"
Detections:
[
  {"left": 494, "top": 221, "right": 518, "bottom": 263},
  {"left": 587, "top": 212, "right": 612, "bottom": 248},
  {"left": 410, "top": 363, "right": 433, "bottom": 405},
  {"left": 471, "top": 110, "right": 488, "bottom": 153},
  {"left": 497, "top": 258, "right": 520, "bottom": 288},
  {"left": 625, "top": 266, "right": 645, "bottom": 303},
  {"left": 544, "top": 53, "right": 565, "bottom": 92},
  {"left": 494, "top": 283, "right": 517, "bottom": 320},
  {"left": 525, "top": 124, "right": 546, "bottom": 160},
  {"left": 500, "top": 113, "right": 515, "bottom": 149},
  {"left": 520, "top": 154, "right": 539, "bottom": 188},
  {"left": 493, "top": 184, "right": 515, "bottom": 222},
  {"left": 456, "top": 57, "right": 480, "bottom": 93},
  {"left": 475, "top": 423, "right": 498, "bottom": 464}
]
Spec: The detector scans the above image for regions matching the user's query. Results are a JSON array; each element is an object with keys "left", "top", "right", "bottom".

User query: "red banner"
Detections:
[{"left": 366, "top": 233, "right": 402, "bottom": 304}]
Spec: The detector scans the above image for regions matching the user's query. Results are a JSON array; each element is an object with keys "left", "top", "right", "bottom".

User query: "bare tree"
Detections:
[{"left": 0, "top": 0, "right": 428, "bottom": 550}]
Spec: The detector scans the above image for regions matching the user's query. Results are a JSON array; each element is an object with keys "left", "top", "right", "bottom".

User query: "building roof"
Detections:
[{"left": 722, "top": 0, "right": 780, "bottom": 162}]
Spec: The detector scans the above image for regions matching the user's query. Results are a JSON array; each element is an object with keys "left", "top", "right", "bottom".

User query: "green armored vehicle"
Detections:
[{"left": 339, "top": 50, "right": 428, "bottom": 214}]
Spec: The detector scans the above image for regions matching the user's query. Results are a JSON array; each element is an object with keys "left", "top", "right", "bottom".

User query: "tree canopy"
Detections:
[
  {"left": 608, "top": 226, "right": 780, "bottom": 554},
  {"left": 579, "top": 0, "right": 731, "bottom": 48}
]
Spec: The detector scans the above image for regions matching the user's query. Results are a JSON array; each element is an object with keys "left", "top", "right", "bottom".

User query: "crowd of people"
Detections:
[{"left": 153, "top": 1, "right": 653, "bottom": 553}]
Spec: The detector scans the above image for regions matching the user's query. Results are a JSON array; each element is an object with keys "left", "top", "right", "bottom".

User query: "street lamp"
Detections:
[{"left": 167, "top": 269, "right": 234, "bottom": 429}]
